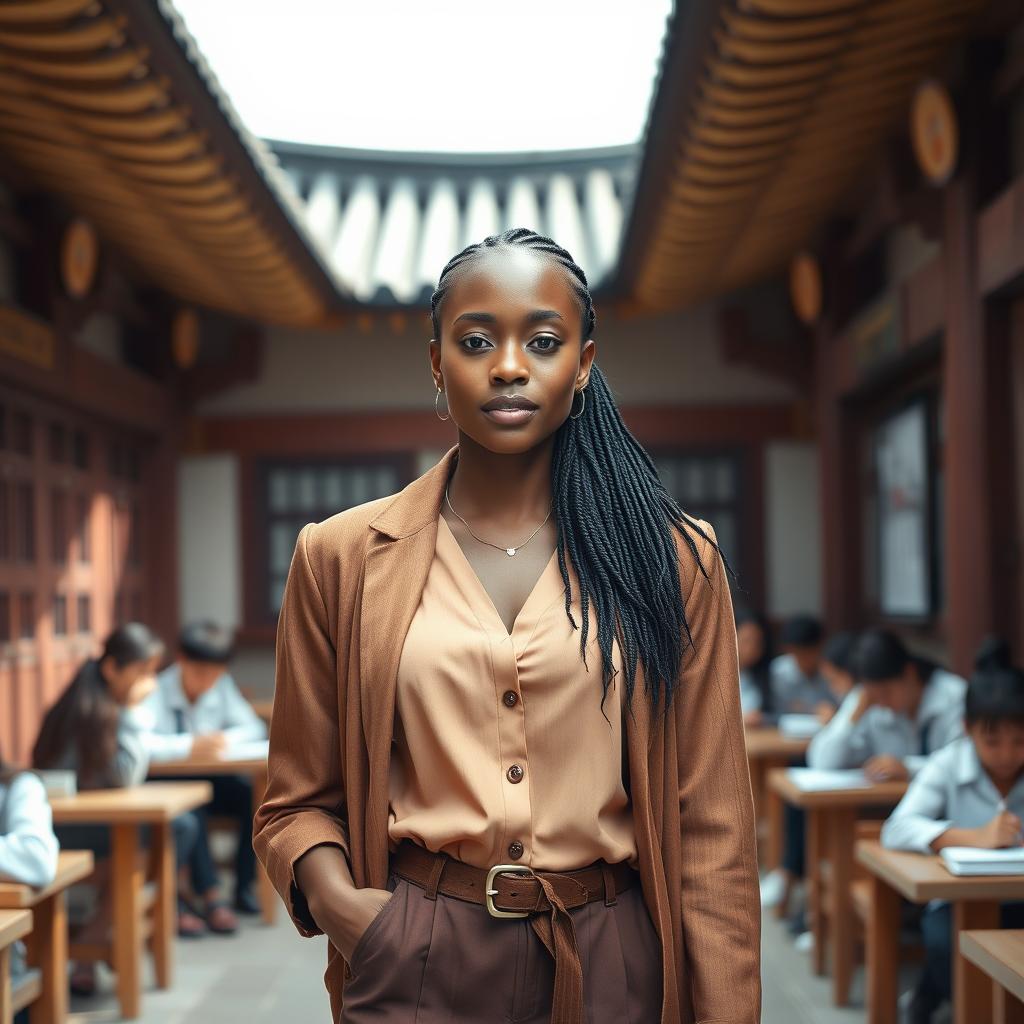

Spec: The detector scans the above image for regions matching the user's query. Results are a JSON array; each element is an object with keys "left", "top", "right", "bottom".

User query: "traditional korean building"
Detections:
[{"left": 2, "top": 0, "right": 1021, "bottom": 754}]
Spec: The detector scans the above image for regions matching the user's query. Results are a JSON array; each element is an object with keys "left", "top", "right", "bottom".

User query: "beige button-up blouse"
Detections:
[{"left": 387, "top": 514, "right": 639, "bottom": 871}]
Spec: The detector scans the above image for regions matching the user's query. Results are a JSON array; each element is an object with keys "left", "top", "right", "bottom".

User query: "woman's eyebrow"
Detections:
[
  {"left": 453, "top": 311, "right": 496, "bottom": 325},
  {"left": 527, "top": 309, "right": 564, "bottom": 324}
]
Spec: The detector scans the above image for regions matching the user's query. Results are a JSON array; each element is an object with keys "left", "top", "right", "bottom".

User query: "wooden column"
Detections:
[{"left": 943, "top": 174, "right": 993, "bottom": 676}]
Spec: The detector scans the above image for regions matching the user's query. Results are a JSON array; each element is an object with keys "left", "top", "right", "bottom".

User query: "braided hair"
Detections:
[{"left": 430, "top": 228, "right": 725, "bottom": 715}]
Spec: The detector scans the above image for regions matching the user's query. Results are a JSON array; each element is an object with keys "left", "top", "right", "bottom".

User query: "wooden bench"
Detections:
[
  {"left": 0, "top": 849, "right": 94, "bottom": 1024},
  {"left": 960, "top": 929, "right": 1024, "bottom": 1024},
  {"left": 0, "top": 910, "right": 33, "bottom": 1024}
]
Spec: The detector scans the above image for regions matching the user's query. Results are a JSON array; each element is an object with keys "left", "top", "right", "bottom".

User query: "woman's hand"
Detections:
[
  {"left": 309, "top": 885, "right": 393, "bottom": 961},
  {"left": 294, "top": 844, "right": 392, "bottom": 961}
]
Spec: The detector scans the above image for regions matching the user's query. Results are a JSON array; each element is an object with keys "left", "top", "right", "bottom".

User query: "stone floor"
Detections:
[{"left": 66, "top": 904, "right": 917, "bottom": 1024}]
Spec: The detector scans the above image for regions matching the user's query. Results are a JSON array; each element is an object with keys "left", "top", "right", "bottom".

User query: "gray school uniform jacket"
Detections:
[
  {"left": 807, "top": 668, "right": 966, "bottom": 770},
  {"left": 881, "top": 736, "right": 1024, "bottom": 854}
]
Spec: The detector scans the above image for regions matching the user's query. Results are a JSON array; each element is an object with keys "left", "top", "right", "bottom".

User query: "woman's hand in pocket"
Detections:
[
  {"left": 294, "top": 844, "right": 393, "bottom": 961},
  {"left": 312, "top": 885, "right": 393, "bottom": 962}
]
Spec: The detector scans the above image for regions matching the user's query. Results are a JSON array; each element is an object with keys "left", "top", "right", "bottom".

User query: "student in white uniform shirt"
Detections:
[
  {"left": 32, "top": 624, "right": 205, "bottom": 996},
  {"left": 881, "top": 639, "right": 1024, "bottom": 1024},
  {"left": 807, "top": 629, "right": 966, "bottom": 781},
  {"left": 770, "top": 615, "right": 839, "bottom": 719},
  {"left": 0, "top": 751, "right": 59, "bottom": 1024},
  {"left": 133, "top": 621, "right": 267, "bottom": 928}
]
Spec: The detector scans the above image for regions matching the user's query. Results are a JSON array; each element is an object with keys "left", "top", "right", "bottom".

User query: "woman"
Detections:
[
  {"left": 255, "top": 229, "right": 761, "bottom": 1023},
  {"left": 32, "top": 624, "right": 205, "bottom": 994}
]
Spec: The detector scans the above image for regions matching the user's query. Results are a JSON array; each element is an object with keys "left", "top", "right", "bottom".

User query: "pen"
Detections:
[{"left": 998, "top": 798, "right": 1024, "bottom": 846}]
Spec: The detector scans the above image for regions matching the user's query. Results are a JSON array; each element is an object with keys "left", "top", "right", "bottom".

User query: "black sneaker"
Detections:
[
  {"left": 233, "top": 888, "right": 261, "bottom": 916},
  {"left": 903, "top": 975, "right": 942, "bottom": 1024}
]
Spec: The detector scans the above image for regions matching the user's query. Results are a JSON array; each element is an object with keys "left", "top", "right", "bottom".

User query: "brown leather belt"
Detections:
[{"left": 391, "top": 839, "right": 637, "bottom": 1024}]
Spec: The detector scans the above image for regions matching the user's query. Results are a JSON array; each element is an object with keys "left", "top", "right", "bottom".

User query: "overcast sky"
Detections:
[{"left": 172, "top": 1, "right": 674, "bottom": 153}]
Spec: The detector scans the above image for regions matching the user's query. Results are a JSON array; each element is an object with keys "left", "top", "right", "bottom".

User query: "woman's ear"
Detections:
[{"left": 577, "top": 338, "right": 597, "bottom": 387}]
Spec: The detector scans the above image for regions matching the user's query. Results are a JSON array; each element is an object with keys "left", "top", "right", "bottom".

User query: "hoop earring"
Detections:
[
  {"left": 569, "top": 387, "right": 586, "bottom": 420},
  {"left": 434, "top": 385, "right": 450, "bottom": 422}
]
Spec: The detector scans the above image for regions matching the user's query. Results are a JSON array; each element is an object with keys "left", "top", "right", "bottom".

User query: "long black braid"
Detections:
[{"left": 430, "top": 228, "right": 727, "bottom": 715}]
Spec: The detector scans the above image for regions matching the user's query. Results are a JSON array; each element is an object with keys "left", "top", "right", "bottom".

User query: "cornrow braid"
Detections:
[{"left": 430, "top": 228, "right": 727, "bottom": 715}]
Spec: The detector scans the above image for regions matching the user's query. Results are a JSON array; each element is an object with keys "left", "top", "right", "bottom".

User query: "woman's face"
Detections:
[
  {"left": 102, "top": 654, "right": 160, "bottom": 707},
  {"left": 429, "top": 248, "right": 596, "bottom": 455}
]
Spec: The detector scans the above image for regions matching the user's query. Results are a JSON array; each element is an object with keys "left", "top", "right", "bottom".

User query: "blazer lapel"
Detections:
[{"left": 358, "top": 447, "right": 459, "bottom": 870}]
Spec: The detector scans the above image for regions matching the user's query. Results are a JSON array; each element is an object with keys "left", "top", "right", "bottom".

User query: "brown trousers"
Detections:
[{"left": 340, "top": 867, "right": 663, "bottom": 1023}]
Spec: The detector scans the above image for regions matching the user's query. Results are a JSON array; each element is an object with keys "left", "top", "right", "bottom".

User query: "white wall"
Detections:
[
  {"left": 764, "top": 441, "right": 822, "bottom": 618},
  {"left": 178, "top": 454, "right": 241, "bottom": 629}
]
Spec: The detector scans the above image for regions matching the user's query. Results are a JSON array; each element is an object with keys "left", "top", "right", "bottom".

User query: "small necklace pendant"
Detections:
[{"left": 506, "top": 547, "right": 517, "bottom": 557}]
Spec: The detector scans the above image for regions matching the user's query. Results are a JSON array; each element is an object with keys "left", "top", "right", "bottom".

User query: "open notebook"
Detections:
[
  {"left": 219, "top": 739, "right": 270, "bottom": 761},
  {"left": 785, "top": 767, "right": 873, "bottom": 791},
  {"left": 777, "top": 714, "right": 822, "bottom": 739},
  {"left": 940, "top": 847, "right": 1024, "bottom": 876}
]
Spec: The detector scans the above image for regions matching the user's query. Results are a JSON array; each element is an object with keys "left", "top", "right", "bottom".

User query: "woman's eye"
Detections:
[
  {"left": 531, "top": 335, "right": 560, "bottom": 352},
  {"left": 461, "top": 335, "right": 491, "bottom": 351}
]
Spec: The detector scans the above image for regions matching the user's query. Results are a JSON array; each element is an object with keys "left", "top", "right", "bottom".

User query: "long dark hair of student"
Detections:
[
  {"left": 32, "top": 623, "right": 164, "bottom": 789},
  {"left": 430, "top": 227, "right": 724, "bottom": 713},
  {"left": 735, "top": 607, "right": 774, "bottom": 713}
]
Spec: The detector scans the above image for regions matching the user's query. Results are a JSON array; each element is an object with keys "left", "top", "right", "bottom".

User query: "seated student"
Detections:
[
  {"left": 32, "top": 624, "right": 205, "bottom": 996},
  {"left": 770, "top": 615, "right": 837, "bottom": 720},
  {"left": 808, "top": 629, "right": 966, "bottom": 779},
  {"left": 760, "top": 630, "right": 860, "bottom": 916},
  {"left": 881, "top": 638, "right": 1024, "bottom": 1024},
  {"left": 1, "top": 751, "right": 60, "bottom": 1024},
  {"left": 133, "top": 621, "right": 267, "bottom": 929},
  {"left": 736, "top": 607, "right": 773, "bottom": 727}
]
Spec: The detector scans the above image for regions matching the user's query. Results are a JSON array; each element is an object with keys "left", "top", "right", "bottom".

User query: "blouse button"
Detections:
[
  {"left": 506, "top": 764, "right": 524, "bottom": 784},
  {"left": 502, "top": 690, "right": 519, "bottom": 708},
  {"left": 508, "top": 840, "right": 524, "bottom": 859}
]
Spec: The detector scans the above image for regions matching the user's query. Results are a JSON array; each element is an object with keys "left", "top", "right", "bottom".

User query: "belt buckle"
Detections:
[{"left": 485, "top": 863, "right": 534, "bottom": 919}]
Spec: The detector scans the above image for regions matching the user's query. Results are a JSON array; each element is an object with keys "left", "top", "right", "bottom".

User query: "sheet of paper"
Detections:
[
  {"left": 219, "top": 739, "right": 270, "bottom": 761},
  {"left": 785, "top": 767, "right": 873, "bottom": 791},
  {"left": 777, "top": 714, "right": 822, "bottom": 739}
]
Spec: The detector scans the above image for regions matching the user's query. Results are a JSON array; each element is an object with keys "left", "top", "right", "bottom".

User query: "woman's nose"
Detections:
[{"left": 490, "top": 341, "right": 529, "bottom": 384}]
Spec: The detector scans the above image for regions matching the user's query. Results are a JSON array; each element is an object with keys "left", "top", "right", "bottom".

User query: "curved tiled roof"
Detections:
[
  {"left": 271, "top": 141, "right": 639, "bottom": 306},
  {"left": 620, "top": 0, "right": 986, "bottom": 309}
]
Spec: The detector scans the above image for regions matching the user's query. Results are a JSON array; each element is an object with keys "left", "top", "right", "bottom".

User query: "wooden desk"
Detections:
[
  {"left": 744, "top": 729, "right": 810, "bottom": 870},
  {"left": 148, "top": 756, "right": 274, "bottom": 924},
  {"left": 0, "top": 910, "right": 33, "bottom": 1024},
  {"left": 960, "top": 930, "right": 1024, "bottom": 1024},
  {"left": 49, "top": 782, "right": 211, "bottom": 1021},
  {"left": 770, "top": 769, "right": 907, "bottom": 1005},
  {"left": 857, "top": 840, "right": 1024, "bottom": 1024},
  {"left": 0, "top": 850, "right": 94, "bottom": 1024}
]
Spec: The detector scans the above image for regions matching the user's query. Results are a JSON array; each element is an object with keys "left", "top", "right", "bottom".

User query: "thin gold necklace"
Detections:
[{"left": 444, "top": 485, "right": 552, "bottom": 557}]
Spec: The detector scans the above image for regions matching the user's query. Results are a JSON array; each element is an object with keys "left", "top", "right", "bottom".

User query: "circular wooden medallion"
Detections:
[
  {"left": 910, "top": 80, "right": 958, "bottom": 187},
  {"left": 789, "top": 251, "right": 822, "bottom": 325},
  {"left": 171, "top": 308, "right": 200, "bottom": 369},
  {"left": 60, "top": 218, "right": 99, "bottom": 299}
]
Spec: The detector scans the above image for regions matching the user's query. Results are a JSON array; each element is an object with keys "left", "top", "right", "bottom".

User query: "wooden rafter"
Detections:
[
  {"left": 0, "top": 0, "right": 338, "bottom": 325},
  {"left": 624, "top": 0, "right": 985, "bottom": 308}
]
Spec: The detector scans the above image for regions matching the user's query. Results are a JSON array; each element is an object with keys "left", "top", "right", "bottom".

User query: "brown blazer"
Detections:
[{"left": 253, "top": 446, "right": 761, "bottom": 1024}]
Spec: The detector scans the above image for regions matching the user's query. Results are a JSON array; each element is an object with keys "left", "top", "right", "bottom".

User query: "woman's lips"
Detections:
[{"left": 481, "top": 396, "right": 538, "bottom": 426}]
